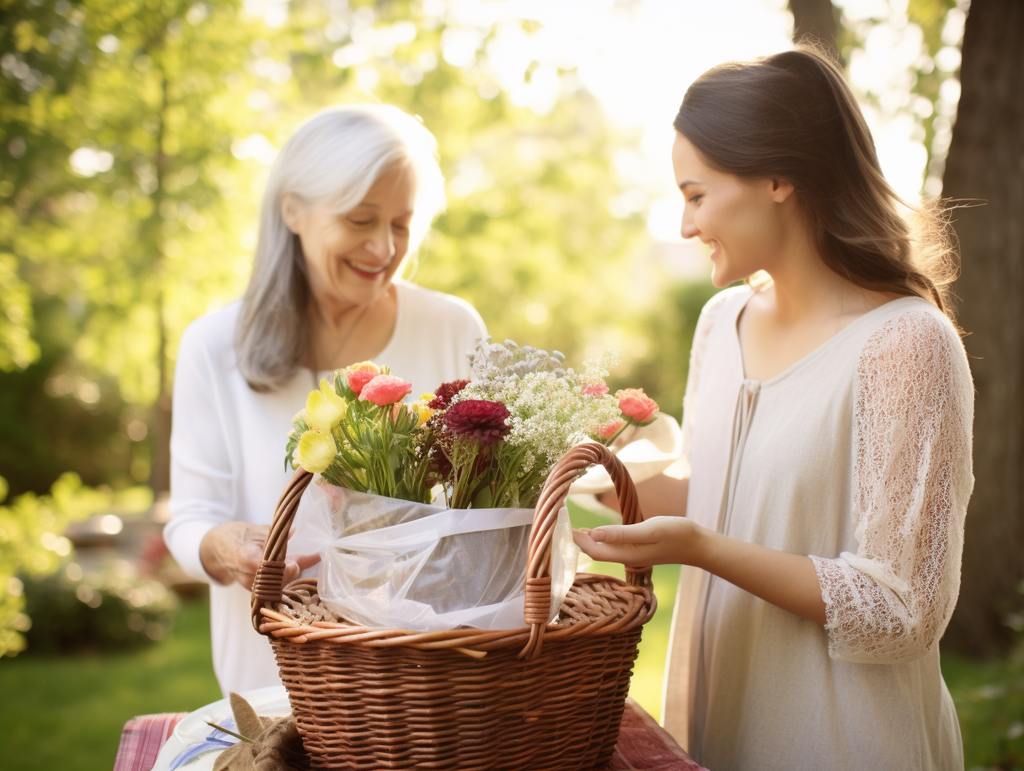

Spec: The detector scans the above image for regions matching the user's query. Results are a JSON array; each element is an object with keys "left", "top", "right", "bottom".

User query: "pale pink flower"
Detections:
[
  {"left": 616, "top": 388, "right": 659, "bottom": 424},
  {"left": 582, "top": 383, "right": 610, "bottom": 397},
  {"left": 594, "top": 418, "right": 625, "bottom": 440},
  {"left": 359, "top": 374, "right": 413, "bottom": 406}
]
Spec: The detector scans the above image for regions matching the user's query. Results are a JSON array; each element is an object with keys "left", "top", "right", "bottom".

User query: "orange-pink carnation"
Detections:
[
  {"left": 616, "top": 388, "right": 659, "bottom": 424},
  {"left": 594, "top": 418, "right": 625, "bottom": 440},
  {"left": 359, "top": 375, "right": 413, "bottom": 406},
  {"left": 346, "top": 363, "right": 381, "bottom": 395}
]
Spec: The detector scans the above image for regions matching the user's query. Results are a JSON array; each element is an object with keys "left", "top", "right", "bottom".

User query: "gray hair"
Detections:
[{"left": 235, "top": 104, "right": 446, "bottom": 391}]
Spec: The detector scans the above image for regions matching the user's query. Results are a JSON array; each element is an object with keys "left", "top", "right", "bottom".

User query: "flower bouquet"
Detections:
[
  {"left": 280, "top": 338, "right": 659, "bottom": 634},
  {"left": 286, "top": 338, "right": 660, "bottom": 509}
]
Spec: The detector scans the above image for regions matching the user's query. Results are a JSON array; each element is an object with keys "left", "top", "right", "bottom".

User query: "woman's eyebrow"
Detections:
[{"left": 678, "top": 180, "right": 703, "bottom": 190}]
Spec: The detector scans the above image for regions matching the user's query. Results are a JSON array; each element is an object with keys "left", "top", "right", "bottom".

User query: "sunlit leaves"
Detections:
[
  {"left": 0, "top": 252, "right": 39, "bottom": 371},
  {"left": 0, "top": 472, "right": 117, "bottom": 655}
]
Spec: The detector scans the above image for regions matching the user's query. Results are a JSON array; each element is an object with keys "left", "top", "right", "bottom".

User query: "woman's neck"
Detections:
[
  {"left": 305, "top": 285, "right": 398, "bottom": 372},
  {"left": 761, "top": 227, "right": 892, "bottom": 328}
]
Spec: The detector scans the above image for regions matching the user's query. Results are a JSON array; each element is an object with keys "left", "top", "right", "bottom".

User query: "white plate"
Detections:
[{"left": 150, "top": 686, "right": 292, "bottom": 771}]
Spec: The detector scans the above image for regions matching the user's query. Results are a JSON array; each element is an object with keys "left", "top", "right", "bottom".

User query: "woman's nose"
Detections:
[
  {"left": 680, "top": 215, "right": 698, "bottom": 240},
  {"left": 365, "top": 225, "right": 395, "bottom": 260}
]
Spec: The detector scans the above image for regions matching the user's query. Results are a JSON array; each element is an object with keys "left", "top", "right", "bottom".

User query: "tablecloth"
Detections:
[{"left": 113, "top": 698, "right": 708, "bottom": 771}]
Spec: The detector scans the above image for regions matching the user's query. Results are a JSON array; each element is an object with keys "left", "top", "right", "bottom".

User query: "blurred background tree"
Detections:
[
  {"left": 3, "top": 0, "right": 1019, "bottom": 667},
  {"left": 938, "top": 0, "right": 1024, "bottom": 657}
]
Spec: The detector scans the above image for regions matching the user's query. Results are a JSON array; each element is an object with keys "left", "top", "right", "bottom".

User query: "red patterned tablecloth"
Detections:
[{"left": 113, "top": 698, "right": 707, "bottom": 771}]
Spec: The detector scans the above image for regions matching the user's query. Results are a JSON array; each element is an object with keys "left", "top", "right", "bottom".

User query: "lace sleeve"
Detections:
[
  {"left": 811, "top": 310, "right": 974, "bottom": 664},
  {"left": 680, "top": 289, "right": 732, "bottom": 467}
]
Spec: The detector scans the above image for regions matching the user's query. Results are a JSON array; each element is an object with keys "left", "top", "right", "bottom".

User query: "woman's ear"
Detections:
[
  {"left": 280, "top": 193, "right": 302, "bottom": 233},
  {"left": 770, "top": 178, "right": 795, "bottom": 204}
]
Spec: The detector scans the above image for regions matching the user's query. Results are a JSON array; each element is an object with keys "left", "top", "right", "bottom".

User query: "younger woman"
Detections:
[{"left": 575, "top": 48, "right": 973, "bottom": 771}]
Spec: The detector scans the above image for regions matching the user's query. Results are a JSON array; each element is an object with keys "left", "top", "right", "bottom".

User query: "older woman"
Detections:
[{"left": 164, "top": 105, "right": 486, "bottom": 696}]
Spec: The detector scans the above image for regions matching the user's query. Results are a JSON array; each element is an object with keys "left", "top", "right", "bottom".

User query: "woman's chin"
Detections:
[{"left": 710, "top": 267, "right": 733, "bottom": 289}]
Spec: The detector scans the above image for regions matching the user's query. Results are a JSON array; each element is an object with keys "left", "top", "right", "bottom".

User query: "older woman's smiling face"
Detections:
[{"left": 283, "top": 164, "right": 416, "bottom": 317}]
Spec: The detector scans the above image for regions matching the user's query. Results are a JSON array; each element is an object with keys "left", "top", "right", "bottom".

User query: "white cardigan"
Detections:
[{"left": 164, "top": 281, "right": 486, "bottom": 695}]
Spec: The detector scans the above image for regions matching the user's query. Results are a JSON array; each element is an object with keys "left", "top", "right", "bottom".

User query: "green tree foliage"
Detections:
[
  {"left": 1, "top": 0, "right": 303, "bottom": 491},
  {"left": 835, "top": 0, "right": 964, "bottom": 194},
  {"left": 1, "top": 0, "right": 658, "bottom": 494},
  {"left": 0, "top": 472, "right": 115, "bottom": 655}
]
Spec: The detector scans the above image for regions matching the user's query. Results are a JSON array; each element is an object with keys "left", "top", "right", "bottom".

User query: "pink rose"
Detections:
[
  {"left": 616, "top": 388, "right": 659, "bottom": 424},
  {"left": 345, "top": 361, "right": 381, "bottom": 395},
  {"left": 359, "top": 375, "right": 413, "bottom": 406},
  {"left": 593, "top": 418, "right": 624, "bottom": 440},
  {"left": 582, "top": 383, "right": 609, "bottom": 397}
]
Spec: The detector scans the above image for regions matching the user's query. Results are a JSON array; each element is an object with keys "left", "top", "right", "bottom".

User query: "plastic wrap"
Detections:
[{"left": 289, "top": 480, "right": 578, "bottom": 632}]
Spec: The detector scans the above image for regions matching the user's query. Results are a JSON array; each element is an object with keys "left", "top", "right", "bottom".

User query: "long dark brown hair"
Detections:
[{"left": 674, "top": 46, "right": 958, "bottom": 322}]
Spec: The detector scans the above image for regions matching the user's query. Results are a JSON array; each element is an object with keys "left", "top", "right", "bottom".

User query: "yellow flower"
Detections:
[
  {"left": 296, "top": 429, "right": 337, "bottom": 474},
  {"left": 305, "top": 379, "right": 347, "bottom": 431},
  {"left": 410, "top": 396, "right": 435, "bottom": 428}
]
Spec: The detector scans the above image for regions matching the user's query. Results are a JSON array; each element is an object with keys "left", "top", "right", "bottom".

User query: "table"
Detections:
[{"left": 113, "top": 699, "right": 708, "bottom": 771}]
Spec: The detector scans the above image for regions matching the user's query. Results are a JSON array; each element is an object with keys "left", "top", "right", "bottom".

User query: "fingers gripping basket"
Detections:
[{"left": 251, "top": 442, "right": 656, "bottom": 771}]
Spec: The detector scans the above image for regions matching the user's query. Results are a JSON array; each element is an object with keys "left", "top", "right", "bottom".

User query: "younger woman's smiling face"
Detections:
[
  {"left": 282, "top": 164, "right": 416, "bottom": 316},
  {"left": 671, "top": 132, "right": 792, "bottom": 288}
]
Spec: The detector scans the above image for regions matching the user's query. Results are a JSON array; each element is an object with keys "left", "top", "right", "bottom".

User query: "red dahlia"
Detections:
[
  {"left": 443, "top": 400, "right": 511, "bottom": 445},
  {"left": 429, "top": 379, "right": 470, "bottom": 410}
]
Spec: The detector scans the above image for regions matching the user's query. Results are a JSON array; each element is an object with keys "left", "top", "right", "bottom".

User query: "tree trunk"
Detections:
[
  {"left": 941, "top": 0, "right": 1024, "bottom": 656},
  {"left": 149, "top": 70, "right": 173, "bottom": 495},
  {"left": 788, "top": 0, "right": 839, "bottom": 59}
]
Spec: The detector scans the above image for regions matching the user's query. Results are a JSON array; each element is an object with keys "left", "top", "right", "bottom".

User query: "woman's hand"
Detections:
[
  {"left": 574, "top": 516, "right": 827, "bottom": 626},
  {"left": 573, "top": 516, "right": 700, "bottom": 567},
  {"left": 200, "top": 522, "right": 320, "bottom": 590}
]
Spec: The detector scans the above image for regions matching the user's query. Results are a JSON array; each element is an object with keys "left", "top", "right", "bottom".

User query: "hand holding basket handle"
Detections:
[
  {"left": 521, "top": 442, "right": 651, "bottom": 658},
  {"left": 251, "top": 441, "right": 653, "bottom": 661}
]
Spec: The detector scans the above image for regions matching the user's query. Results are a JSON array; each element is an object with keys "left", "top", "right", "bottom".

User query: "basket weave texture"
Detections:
[{"left": 251, "top": 442, "right": 656, "bottom": 771}]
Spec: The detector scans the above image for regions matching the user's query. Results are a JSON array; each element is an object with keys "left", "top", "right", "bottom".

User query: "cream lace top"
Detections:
[{"left": 662, "top": 287, "right": 973, "bottom": 771}]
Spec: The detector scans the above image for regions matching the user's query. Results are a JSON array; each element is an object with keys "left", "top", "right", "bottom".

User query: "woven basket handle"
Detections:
[
  {"left": 520, "top": 442, "right": 651, "bottom": 660},
  {"left": 250, "top": 468, "right": 314, "bottom": 632}
]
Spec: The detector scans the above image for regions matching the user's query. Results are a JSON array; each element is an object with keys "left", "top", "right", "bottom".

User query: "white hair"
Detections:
[{"left": 235, "top": 104, "right": 446, "bottom": 391}]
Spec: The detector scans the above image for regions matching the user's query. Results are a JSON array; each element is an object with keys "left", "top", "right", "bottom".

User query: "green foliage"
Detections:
[
  {"left": 0, "top": 472, "right": 125, "bottom": 655},
  {"left": 1, "top": 0, "right": 654, "bottom": 495},
  {"left": 0, "top": 297, "right": 149, "bottom": 497},
  {"left": 0, "top": 250, "right": 39, "bottom": 371},
  {"left": 2, "top": 0, "right": 278, "bottom": 404},
  {"left": 610, "top": 279, "right": 722, "bottom": 420},
  {"left": 836, "top": 0, "right": 962, "bottom": 191},
  {"left": 21, "top": 562, "right": 180, "bottom": 654}
]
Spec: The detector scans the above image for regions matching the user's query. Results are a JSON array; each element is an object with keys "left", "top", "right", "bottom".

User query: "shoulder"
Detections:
[
  {"left": 857, "top": 299, "right": 972, "bottom": 400},
  {"left": 394, "top": 280, "right": 487, "bottom": 334},
  {"left": 696, "top": 284, "right": 751, "bottom": 334},
  {"left": 861, "top": 300, "right": 965, "bottom": 366},
  {"left": 178, "top": 300, "right": 242, "bottom": 364}
]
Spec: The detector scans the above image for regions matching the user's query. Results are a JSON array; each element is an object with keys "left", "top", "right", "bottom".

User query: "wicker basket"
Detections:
[{"left": 251, "top": 441, "right": 656, "bottom": 771}]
